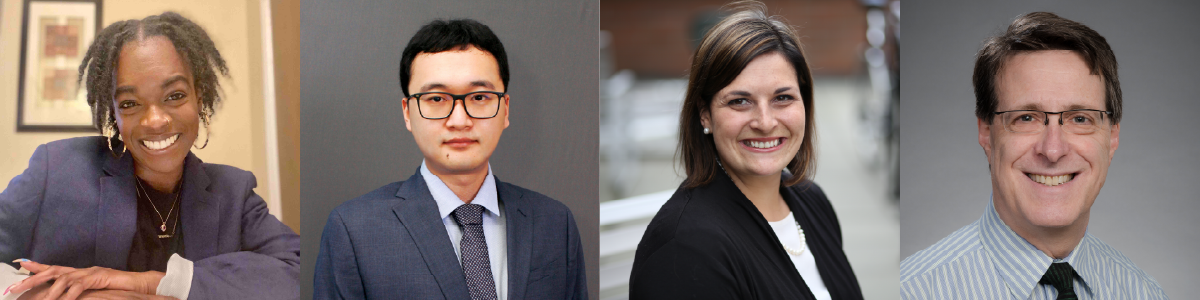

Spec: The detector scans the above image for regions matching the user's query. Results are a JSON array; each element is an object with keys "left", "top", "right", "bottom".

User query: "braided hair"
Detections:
[{"left": 78, "top": 11, "right": 229, "bottom": 140}]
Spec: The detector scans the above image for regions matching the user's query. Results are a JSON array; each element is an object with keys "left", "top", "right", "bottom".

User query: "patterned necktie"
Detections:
[
  {"left": 1039, "top": 262, "right": 1078, "bottom": 300},
  {"left": 453, "top": 204, "right": 498, "bottom": 300}
]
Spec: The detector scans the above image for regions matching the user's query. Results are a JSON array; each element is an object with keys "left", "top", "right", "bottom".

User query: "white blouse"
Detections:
[{"left": 769, "top": 212, "right": 831, "bottom": 300}]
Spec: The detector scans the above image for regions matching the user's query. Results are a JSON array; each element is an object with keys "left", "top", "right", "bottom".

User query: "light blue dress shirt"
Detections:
[
  {"left": 901, "top": 198, "right": 1169, "bottom": 300},
  {"left": 421, "top": 162, "right": 508, "bottom": 300}
]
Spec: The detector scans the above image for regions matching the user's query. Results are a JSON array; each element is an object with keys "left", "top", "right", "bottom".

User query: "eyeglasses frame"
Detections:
[
  {"left": 991, "top": 108, "right": 1113, "bottom": 134},
  {"left": 406, "top": 91, "right": 508, "bottom": 120}
]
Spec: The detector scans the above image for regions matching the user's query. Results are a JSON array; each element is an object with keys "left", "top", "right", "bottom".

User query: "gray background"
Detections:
[
  {"left": 298, "top": 0, "right": 599, "bottom": 299},
  {"left": 900, "top": 0, "right": 1200, "bottom": 297}
]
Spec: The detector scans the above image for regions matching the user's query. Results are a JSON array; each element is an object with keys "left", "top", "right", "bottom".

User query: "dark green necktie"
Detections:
[{"left": 1039, "top": 262, "right": 1078, "bottom": 300}]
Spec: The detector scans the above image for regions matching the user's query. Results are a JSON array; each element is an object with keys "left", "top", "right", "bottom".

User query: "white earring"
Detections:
[{"left": 703, "top": 127, "right": 711, "bottom": 134}]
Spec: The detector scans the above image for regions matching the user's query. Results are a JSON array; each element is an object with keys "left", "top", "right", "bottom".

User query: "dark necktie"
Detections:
[
  {"left": 453, "top": 204, "right": 498, "bottom": 300},
  {"left": 1039, "top": 262, "right": 1078, "bottom": 300}
]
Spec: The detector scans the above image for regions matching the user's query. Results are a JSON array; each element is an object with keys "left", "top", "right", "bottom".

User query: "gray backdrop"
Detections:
[
  {"left": 299, "top": 1, "right": 600, "bottom": 299},
  {"left": 900, "top": 0, "right": 1200, "bottom": 297}
]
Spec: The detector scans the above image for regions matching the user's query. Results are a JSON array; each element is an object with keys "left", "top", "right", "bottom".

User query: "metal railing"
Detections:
[{"left": 597, "top": 190, "right": 674, "bottom": 300}]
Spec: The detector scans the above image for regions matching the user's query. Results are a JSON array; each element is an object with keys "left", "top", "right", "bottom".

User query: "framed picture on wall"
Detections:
[{"left": 16, "top": 0, "right": 102, "bottom": 132}]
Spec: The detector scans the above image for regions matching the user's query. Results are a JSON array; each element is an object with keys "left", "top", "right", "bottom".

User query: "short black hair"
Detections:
[
  {"left": 79, "top": 11, "right": 229, "bottom": 137},
  {"left": 398, "top": 19, "right": 509, "bottom": 97}
]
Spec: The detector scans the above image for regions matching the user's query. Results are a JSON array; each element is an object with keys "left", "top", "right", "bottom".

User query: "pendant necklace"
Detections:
[{"left": 135, "top": 178, "right": 182, "bottom": 238}]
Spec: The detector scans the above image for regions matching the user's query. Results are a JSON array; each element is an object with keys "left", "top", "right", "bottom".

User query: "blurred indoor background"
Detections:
[
  {"left": 0, "top": 0, "right": 301, "bottom": 231},
  {"left": 598, "top": 0, "right": 900, "bottom": 299}
]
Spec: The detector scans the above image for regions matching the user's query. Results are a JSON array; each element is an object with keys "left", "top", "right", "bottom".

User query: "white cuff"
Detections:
[{"left": 155, "top": 254, "right": 193, "bottom": 300}]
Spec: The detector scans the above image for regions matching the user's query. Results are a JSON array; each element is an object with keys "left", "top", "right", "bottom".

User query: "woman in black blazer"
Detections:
[{"left": 628, "top": 2, "right": 863, "bottom": 299}]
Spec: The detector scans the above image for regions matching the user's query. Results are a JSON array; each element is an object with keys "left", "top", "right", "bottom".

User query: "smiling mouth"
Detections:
[
  {"left": 143, "top": 134, "right": 180, "bottom": 151},
  {"left": 1027, "top": 173, "right": 1076, "bottom": 187},
  {"left": 743, "top": 138, "right": 782, "bottom": 149}
]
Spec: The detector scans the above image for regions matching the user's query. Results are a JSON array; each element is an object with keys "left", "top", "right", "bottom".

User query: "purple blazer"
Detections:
[{"left": 0, "top": 136, "right": 299, "bottom": 299}]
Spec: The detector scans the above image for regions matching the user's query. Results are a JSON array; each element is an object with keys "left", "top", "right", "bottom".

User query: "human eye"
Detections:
[
  {"left": 423, "top": 93, "right": 448, "bottom": 103},
  {"left": 1011, "top": 112, "right": 1039, "bottom": 124},
  {"left": 726, "top": 98, "right": 751, "bottom": 108},
  {"left": 469, "top": 93, "right": 495, "bottom": 102},
  {"left": 117, "top": 100, "right": 138, "bottom": 109},
  {"left": 166, "top": 91, "right": 187, "bottom": 102},
  {"left": 773, "top": 94, "right": 798, "bottom": 105},
  {"left": 1066, "top": 111, "right": 1095, "bottom": 125}
]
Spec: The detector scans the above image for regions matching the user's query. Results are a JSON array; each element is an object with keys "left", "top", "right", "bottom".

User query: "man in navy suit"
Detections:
[{"left": 314, "top": 19, "right": 587, "bottom": 300}]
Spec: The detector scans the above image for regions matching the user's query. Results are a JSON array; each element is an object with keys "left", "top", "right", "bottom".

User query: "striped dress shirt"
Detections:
[{"left": 901, "top": 199, "right": 1169, "bottom": 299}]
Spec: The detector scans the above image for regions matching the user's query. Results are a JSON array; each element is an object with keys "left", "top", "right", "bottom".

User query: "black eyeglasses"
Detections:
[
  {"left": 993, "top": 109, "right": 1113, "bottom": 134},
  {"left": 406, "top": 91, "right": 506, "bottom": 119}
]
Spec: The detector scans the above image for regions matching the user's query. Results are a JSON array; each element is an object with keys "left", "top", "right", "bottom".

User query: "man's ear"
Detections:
[
  {"left": 978, "top": 118, "right": 993, "bottom": 160},
  {"left": 503, "top": 94, "right": 510, "bottom": 129},
  {"left": 401, "top": 97, "right": 413, "bottom": 132},
  {"left": 1109, "top": 122, "right": 1120, "bottom": 159}
]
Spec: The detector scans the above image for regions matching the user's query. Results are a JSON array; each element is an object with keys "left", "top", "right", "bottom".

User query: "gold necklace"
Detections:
[{"left": 135, "top": 179, "right": 181, "bottom": 238}]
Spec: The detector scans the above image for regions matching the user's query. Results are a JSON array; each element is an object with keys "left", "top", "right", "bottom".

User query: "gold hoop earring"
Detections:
[
  {"left": 104, "top": 126, "right": 124, "bottom": 158},
  {"left": 194, "top": 122, "right": 210, "bottom": 149}
]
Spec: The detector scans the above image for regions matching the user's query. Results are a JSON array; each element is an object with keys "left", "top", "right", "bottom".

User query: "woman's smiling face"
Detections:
[
  {"left": 112, "top": 36, "right": 200, "bottom": 180},
  {"left": 701, "top": 52, "right": 806, "bottom": 182}
]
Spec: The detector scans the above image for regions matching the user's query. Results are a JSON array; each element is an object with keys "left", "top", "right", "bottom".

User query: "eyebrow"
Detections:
[
  {"left": 113, "top": 75, "right": 190, "bottom": 97},
  {"left": 160, "top": 75, "right": 189, "bottom": 90},
  {"left": 418, "top": 80, "right": 496, "bottom": 92},
  {"left": 1010, "top": 102, "right": 1099, "bottom": 111},
  {"left": 724, "top": 87, "right": 795, "bottom": 97}
]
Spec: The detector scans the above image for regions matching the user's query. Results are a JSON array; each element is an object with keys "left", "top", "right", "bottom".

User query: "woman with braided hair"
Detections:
[{"left": 0, "top": 12, "right": 299, "bottom": 299}]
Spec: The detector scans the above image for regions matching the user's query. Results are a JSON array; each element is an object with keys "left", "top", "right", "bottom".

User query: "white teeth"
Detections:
[
  {"left": 1028, "top": 173, "right": 1075, "bottom": 186},
  {"left": 745, "top": 139, "right": 781, "bottom": 149},
  {"left": 142, "top": 134, "right": 179, "bottom": 151}
]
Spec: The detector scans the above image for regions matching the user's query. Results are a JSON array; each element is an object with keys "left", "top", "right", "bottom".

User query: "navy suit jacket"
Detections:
[
  {"left": 314, "top": 170, "right": 587, "bottom": 300},
  {"left": 0, "top": 137, "right": 300, "bottom": 299}
]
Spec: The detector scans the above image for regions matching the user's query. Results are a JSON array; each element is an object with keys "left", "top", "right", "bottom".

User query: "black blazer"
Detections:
[{"left": 629, "top": 170, "right": 862, "bottom": 299}]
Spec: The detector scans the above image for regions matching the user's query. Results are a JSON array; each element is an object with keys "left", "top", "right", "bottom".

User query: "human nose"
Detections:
[
  {"left": 443, "top": 99, "right": 473, "bottom": 129},
  {"left": 1036, "top": 114, "right": 1068, "bottom": 162},
  {"left": 141, "top": 104, "right": 171, "bottom": 132},
  {"left": 748, "top": 101, "right": 779, "bottom": 131}
]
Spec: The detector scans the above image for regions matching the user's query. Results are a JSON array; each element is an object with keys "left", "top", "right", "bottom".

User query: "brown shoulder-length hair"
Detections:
[
  {"left": 974, "top": 12, "right": 1121, "bottom": 124},
  {"left": 679, "top": 2, "right": 816, "bottom": 188}
]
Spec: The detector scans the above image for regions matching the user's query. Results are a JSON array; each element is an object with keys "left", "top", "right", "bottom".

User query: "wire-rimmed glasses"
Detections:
[
  {"left": 407, "top": 91, "right": 506, "bottom": 119},
  {"left": 993, "top": 109, "right": 1113, "bottom": 134}
]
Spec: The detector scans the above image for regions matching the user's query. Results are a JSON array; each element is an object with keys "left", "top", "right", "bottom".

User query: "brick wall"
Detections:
[{"left": 602, "top": 0, "right": 867, "bottom": 77}]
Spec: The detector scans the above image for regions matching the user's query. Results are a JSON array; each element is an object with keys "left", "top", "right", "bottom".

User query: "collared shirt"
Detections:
[
  {"left": 901, "top": 198, "right": 1169, "bottom": 300},
  {"left": 421, "top": 162, "right": 507, "bottom": 300}
]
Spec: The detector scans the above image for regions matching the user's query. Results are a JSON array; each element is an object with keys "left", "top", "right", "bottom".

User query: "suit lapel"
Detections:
[
  {"left": 499, "top": 179, "right": 532, "bottom": 300},
  {"left": 95, "top": 152, "right": 136, "bottom": 269},
  {"left": 392, "top": 172, "right": 471, "bottom": 300},
  {"left": 180, "top": 153, "right": 219, "bottom": 260}
]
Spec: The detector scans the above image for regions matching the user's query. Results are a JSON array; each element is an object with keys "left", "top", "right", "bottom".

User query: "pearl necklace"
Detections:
[
  {"left": 781, "top": 221, "right": 807, "bottom": 256},
  {"left": 714, "top": 160, "right": 807, "bottom": 255}
]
